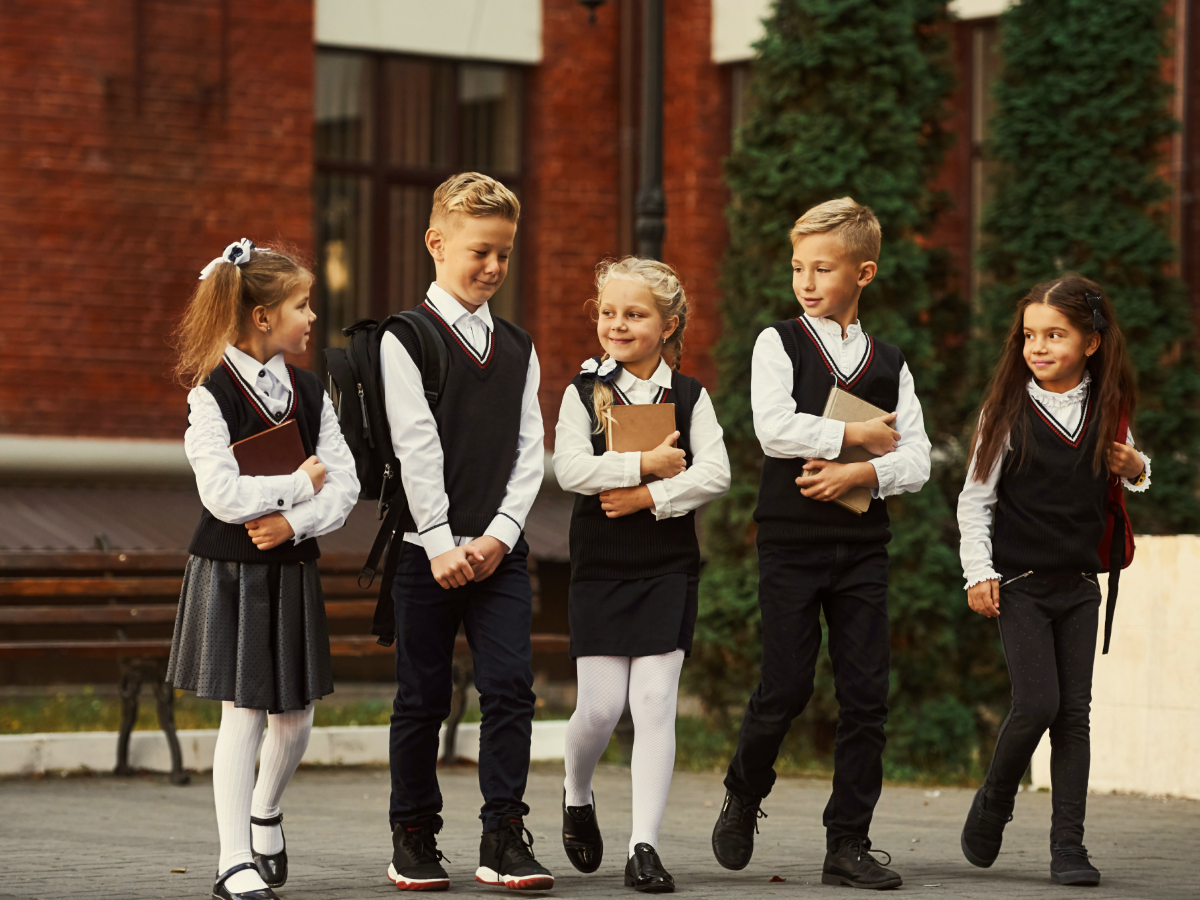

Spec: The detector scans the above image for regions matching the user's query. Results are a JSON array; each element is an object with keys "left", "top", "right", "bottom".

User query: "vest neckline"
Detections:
[
  {"left": 795, "top": 315, "right": 875, "bottom": 388},
  {"left": 422, "top": 297, "right": 496, "bottom": 369},
  {"left": 1027, "top": 383, "right": 1093, "bottom": 449},
  {"left": 221, "top": 356, "right": 296, "bottom": 427}
]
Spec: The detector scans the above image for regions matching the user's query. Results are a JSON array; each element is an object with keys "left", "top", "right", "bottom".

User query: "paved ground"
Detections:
[{"left": 1, "top": 763, "right": 1196, "bottom": 899}]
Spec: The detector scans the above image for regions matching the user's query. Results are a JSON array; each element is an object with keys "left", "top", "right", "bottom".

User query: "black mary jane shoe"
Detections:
[
  {"left": 212, "top": 862, "right": 279, "bottom": 900},
  {"left": 250, "top": 813, "right": 287, "bottom": 888},
  {"left": 563, "top": 790, "right": 604, "bottom": 874},
  {"left": 624, "top": 843, "right": 675, "bottom": 893}
]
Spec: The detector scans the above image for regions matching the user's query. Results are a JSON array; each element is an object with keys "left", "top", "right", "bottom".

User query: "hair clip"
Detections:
[
  {"left": 198, "top": 238, "right": 257, "bottom": 280},
  {"left": 1085, "top": 290, "right": 1109, "bottom": 333},
  {"left": 581, "top": 356, "right": 621, "bottom": 384}
]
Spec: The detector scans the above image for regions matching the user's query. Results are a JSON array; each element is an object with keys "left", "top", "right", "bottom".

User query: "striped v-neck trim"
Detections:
[
  {"left": 1029, "top": 384, "right": 1092, "bottom": 448},
  {"left": 221, "top": 356, "right": 296, "bottom": 427},
  {"left": 796, "top": 315, "right": 874, "bottom": 388},
  {"left": 611, "top": 383, "right": 670, "bottom": 406},
  {"left": 422, "top": 297, "right": 494, "bottom": 368}
]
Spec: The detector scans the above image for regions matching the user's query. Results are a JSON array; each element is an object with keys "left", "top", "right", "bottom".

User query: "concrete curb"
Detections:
[{"left": 0, "top": 720, "right": 570, "bottom": 776}]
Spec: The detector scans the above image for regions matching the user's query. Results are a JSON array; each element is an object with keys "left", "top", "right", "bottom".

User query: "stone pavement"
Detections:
[{"left": 1, "top": 763, "right": 1195, "bottom": 899}]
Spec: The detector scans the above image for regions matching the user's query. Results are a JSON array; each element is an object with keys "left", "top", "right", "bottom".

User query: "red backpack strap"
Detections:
[{"left": 1100, "top": 405, "right": 1133, "bottom": 654}]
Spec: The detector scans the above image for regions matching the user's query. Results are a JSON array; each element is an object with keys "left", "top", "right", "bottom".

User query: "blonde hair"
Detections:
[
  {"left": 429, "top": 171, "right": 521, "bottom": 232},
  {"left": 173, "top": 245, "right": 313, "bottom": 388},
  {"left": 789, "top": 196, "right": 881, "bottom": 264},
  {"left": 587, "top": 257, "right": 688, "bottom": 433}
]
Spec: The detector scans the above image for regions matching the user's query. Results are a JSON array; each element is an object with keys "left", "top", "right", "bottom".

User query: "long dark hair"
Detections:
[{"left": 970, "top": 274, "right": 1137, "bottom": 481}]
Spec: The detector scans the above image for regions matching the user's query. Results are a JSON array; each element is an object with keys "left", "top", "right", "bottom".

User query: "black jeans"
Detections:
[
  {"left": 985, "top": 569, "right": 1101, "bottom": 847},
  {"left": 726, "top": 541, "right": 891, "bottom": 850},
  {"left": 388, "top": 537, "right": 536, "bottom": 833}
]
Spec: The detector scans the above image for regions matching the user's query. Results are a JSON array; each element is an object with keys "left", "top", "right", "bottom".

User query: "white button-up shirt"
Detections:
[
  {"left": 184, "top": 344, "right": 360, "bottom": 544},
  {"left": 554, "top": 358, "right": 731, "bottom": 517},
  {"left": 751, "top": 315, "right": 932, "bottom": 499},
  {"left": 957, "top": 372, "right": 1152, "bottom": 588},
  {"left": 380, "top": 282, "right": 544, "bottom": 559}
]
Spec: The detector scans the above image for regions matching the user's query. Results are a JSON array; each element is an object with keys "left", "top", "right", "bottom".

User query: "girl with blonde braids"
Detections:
[{"left": 553, "top": 257, "right": 731, "bottom": 892}]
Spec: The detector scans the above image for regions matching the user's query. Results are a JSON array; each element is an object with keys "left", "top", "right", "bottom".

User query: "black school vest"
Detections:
[
  {"left": 397, "top": 300, "right": 533, "bottom": 537},
  {"left": 993, "top": 384, "right": 1109, "bottom": 572},
  {"left": 753, "top": 317, "right": 904, "bottom": 546},
  {"left": 568, "top": 370, "right": 703, "bottom": 583},
  {"left": 188, "top": 359, "right": 324, "bottom": 563}
]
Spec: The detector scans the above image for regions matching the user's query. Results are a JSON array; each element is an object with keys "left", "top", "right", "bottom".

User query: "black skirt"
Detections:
[
  {"left": 166, "top": 556, "right": 334, "bottom": 713},
  {"left": 568, "top": 573, "right": 698, "bottom": 659}
]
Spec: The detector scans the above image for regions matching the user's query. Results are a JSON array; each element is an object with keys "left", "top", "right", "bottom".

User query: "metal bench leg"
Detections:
[
  {"left": 441, "top": 654, "right": 473, "bottom": 765},
  {"left": 152, "top": 670, "right": 190, "bottom": 786},
  {"left": 115, "top": 659, "right": 142, "bottom": 776}
]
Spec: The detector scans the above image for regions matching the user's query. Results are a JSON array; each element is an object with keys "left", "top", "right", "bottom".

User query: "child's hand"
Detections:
[
  {"left": 844, "top": 413, "right": 900, "bottom": 457},
  {"left": 299, "top": 455, "right": 327, "bottom": 494},
  {"left": 1106, "top": 442, "right": 1145, "bottom": 480},
  {"left": 245, "top": 513, "right": 295, "bottom": 551},
  {"left": 463, "top": 535, "right": 507, "bottom": 581},
  {"left": 795, "top": 460, "right": 875, "bottom": 501},
  {"left": 640, "top": 431, "right": 686, "bottom": 479},
  {"left": 600, "top": 486, "right": 654, "bottom": 518},
  {"left": 967, "top": 580, "right": 1000, "bottom": 618},
  {"left": 431, "top": 546, "right": 476, "bottom": 590}
]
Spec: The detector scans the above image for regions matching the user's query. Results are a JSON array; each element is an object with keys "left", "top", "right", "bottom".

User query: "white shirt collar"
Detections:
[
  {"left": 806, "top": 314, "right": 862, "bottom": 340},
  {"left": 614, "top": 357, "right": 673, "bottom": 392},
  {"left": 225, "top": 343, "right": 288, "bottom": 386},
  {"left": 1027, "top": 370, "right": 1092, "bottom": 408},
  {"left": 427, "top": 282, "right": 493, "bottom": 332}
]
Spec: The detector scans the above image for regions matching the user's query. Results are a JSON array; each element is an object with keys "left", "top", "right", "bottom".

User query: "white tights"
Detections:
[
  {"left": 212, "top": 701, "right": 314, "bottom": 892},
  {"left": 563, "top": 650, "right": 685, "bottom": 857}
]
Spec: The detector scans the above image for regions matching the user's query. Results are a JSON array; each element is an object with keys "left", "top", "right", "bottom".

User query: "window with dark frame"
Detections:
[{"left": 314, "top": 49, "right": 524, "bottom": 355}]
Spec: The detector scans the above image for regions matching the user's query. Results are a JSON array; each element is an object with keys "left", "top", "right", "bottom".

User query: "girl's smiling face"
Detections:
[
  {"left": 1022, "top": 302, "right": 1100, "bottom": 393},
  {"left": 263, "top": 286, "right": 316, "bottom": 356},
  {"left": 596, "top": 278, "right": 677, "bottom": 377}
]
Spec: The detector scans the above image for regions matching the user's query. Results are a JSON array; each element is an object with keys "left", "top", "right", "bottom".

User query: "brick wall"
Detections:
[{"left": 0, "top": 0, "right": 314, "bottom": 439}]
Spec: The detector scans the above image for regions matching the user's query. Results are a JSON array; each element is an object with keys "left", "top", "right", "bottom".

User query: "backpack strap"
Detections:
[
  {"left": 1101, "top": 406, "right": 1132, "bottom": 655},
  {"left": 382, "top": 310, "right": 449, "bottom": 407}
]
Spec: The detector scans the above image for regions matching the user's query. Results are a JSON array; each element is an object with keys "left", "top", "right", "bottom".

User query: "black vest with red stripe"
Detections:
[
  {"left": 993, "top": 383, "right": 1108, "bottom": 572},
  {"left": 568, "top": 369, "right": 703, "bottom": 582},
  {"left": 395, "top": 299, "right": 534, "bottom": 538},
  {"left": 753, "top": 316, "right": 904, "bottom": 546},
  {"left": 188, "top": 358, "right": 324, "bottom": 563}
]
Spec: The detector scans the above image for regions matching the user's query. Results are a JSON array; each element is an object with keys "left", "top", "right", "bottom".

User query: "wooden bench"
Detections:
[{"left": 0, "top": 551, "right": 569, "bottom": 782}]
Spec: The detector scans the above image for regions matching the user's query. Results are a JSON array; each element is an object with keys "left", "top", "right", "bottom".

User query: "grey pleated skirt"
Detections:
[{"left": 166, "top": 556, "right": 334, "bottom": 713}]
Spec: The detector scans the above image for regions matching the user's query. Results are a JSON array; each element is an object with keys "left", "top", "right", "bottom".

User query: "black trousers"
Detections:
[
  {"left": 985, "top": 569, "right": 1100, "bottom": 847},
  {"left": 388, "top": 538, "right": 536, "bottom": 833},
  {"left": 726, "top": 541, "right": 891, "bottom": 850}
]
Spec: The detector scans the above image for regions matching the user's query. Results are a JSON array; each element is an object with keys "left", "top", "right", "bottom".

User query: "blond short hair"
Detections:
[
  {"left": 790, "top": 197, "right": 881, "bottom": 264},
  {"left": 430, "top": 172, "right": 521, "bottom": 232}
]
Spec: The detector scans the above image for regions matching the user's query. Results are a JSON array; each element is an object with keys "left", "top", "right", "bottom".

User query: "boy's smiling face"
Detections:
[
  {"left": 791, "top": 231, "right": 876, "bottom": 332},
  {"left": 426, "top": 214, "right": 517, "bottom": 313}
]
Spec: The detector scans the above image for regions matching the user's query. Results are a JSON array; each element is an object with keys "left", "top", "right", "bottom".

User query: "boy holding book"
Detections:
[
  {"left": 710, "top": 198, "right": 931, "bottom": 890},
  {"left": 380, "top": 172, "right": 551, "bottom": 891}
]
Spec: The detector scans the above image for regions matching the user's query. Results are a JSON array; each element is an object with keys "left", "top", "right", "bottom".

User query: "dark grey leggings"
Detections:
[{"left": 984, "top": 569, "right": 1101, "bottom": 847}]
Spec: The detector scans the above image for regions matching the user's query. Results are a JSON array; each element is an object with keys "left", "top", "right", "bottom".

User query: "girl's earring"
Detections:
[{"left": 267, "top": 326, "right": 271, "bottom": 333}]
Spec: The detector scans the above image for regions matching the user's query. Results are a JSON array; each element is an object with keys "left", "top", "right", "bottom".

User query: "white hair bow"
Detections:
[
  {"left": 580, "top": 356, "right": 621, "bottom": 383},
  {"left": 198, "top": 238, "right": 257, "bottom": 280}
]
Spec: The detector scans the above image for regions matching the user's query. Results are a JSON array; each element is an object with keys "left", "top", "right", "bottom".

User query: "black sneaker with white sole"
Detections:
[
  {"left": 1050, "top": 843, "right": 1101, "bottom": 886},
  {"left": 476, "top": 816, "right": 555, "bottom": 890},
  {"left": 387, "top": 823, "right": 449, "bottom": 891},
  {"left": 821, "top": 838, "right": 902, "bottom": 890}
]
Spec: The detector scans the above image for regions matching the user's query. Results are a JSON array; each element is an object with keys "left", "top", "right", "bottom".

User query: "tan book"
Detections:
[
  {"left": 230, "top": 419, "right": 308, "bottom": 477},
  {"left": 820, "top": 387, "right": 888, "bottom": 516},
  {"left": 604, "top": 403, "right": 676, "bottom": 452}
]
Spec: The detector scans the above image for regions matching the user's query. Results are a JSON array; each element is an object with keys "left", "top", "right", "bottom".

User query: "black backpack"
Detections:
[{"left": 324, "top": 311, "right": 448, "bottom": 644}]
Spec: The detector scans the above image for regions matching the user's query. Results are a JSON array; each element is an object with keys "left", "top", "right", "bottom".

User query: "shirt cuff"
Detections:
[
  {"left": 483, "top": 515, "right": 521, "bottom": 554},
  {"left": 647, "top": 480, "right": 671, "bottom": 520},
  {"left": 818, "top": 418, "right": 848, "bottom": 460},
  {"left": 964, "top": 566, "right": 1001, "bottom": 590},
  {"left": 1122, "top": 451, "right": 1151, "bottom": 493},
  {"left": 868, "top": 455, "right": 894, "bottom": 499},
  {"left": 258, "top": 474, "right": 297, "bottom": 512},
  {"left": 292, "top": 470, "right": 315, "bottom": 504},
  {"left": 419, "top": 523, "right": 456, "bottom": 560},
  {"left": 281, "top": 503, "right": 314, "bottom": 545},
  {"left": 623, "top": 452, "right": 643, "bottom": 487}
]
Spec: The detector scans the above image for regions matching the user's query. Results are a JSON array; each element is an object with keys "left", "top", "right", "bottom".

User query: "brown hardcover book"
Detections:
[
  {"left": 604, "top": 403, "right": 677, "bottom": 453},
  {"left": 230, "top": 418, "right": 308, "bottom": 477},
  {"left": 820, "top": 387, "right": 888, "bottom": 516}
]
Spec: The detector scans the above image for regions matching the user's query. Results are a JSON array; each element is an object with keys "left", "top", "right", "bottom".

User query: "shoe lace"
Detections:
[
  {"left": 725, "top": 795, "right": 768, "bottom": 834},
  {"left": 500, "top": 818, "right": 538, "bottom": 864},
  {"left": 1054, "top": 844, "right": 1090, "bottom": 863},
  {"left": 842, "top": 838, "right": 891, "bottom": 868},
  {"left": 400, "top": 827, "right": 450, "bottom": 865},
  {"left": 977, "top": 796, "right": 1015, "bottom": 828}
]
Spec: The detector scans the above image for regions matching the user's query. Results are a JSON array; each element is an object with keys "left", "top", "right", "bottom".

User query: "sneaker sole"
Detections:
[
  {"left": 960, "top": 830, "right": 997, "bottom": 868},
  {"left": 475, "top": 866, "right": 554, "bottom": 891},
  {"left": 387, "top": 864, "right": 449, "bottom": 891},
  {"left": 1051, "top": 870, "right": 1101, "bottom": 886},
  {"left": 821, "top": 872, "right": 903, "bottom": 890}
]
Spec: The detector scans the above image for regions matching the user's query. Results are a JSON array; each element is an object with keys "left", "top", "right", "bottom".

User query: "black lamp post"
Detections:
[{"left": 579, "top": 0, "right": 666, "bottom": 261}]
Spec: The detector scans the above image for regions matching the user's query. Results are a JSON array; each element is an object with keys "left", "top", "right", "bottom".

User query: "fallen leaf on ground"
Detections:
[{"left": 769, "top": 876, "right": 786, "bottom": 882}]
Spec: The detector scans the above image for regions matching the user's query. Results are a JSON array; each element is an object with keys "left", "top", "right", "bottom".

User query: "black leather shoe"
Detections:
[
  {"left": 1050, "top": 843, "right": 1101, "bottom": 885},
  {"left": 822, "top": 838, "right": 902, "bottom": 890},
  {"left": 250, "top": 813, "right": 287, "bottom": 888},
  {"left": 960, "top": 786, "right": 1014, "bottom": 868},
  {"left": 212, "top": 862, "right": 279, "bottom": 900},
  {"left": 563, "top": 790, "right": 603, "bottom": 874},
  {"left": 624, "top": 843, "right": 674, "bottom": 893},
  {"left": 711, "top": 791, "right": 766, "bottom": 870}
]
